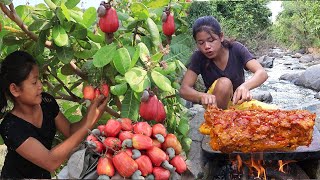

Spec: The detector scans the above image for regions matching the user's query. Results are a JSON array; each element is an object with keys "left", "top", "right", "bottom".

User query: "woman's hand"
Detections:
[
  {"left": 232, "top": 84, "right": 252, "bottom": 105},
  {"left": 199, "top": 92, "right": 217, "bottom": 107},
  {"left": 85, "top": 95, "right": 109, "bottom": 128}
]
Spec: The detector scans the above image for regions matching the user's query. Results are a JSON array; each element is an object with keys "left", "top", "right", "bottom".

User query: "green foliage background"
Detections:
[
  {"left": 271, "top": 1, "right": 320, "bottom": 50},
  {"left": 186, "top": 1, "right": 272, "bottom": 52}
]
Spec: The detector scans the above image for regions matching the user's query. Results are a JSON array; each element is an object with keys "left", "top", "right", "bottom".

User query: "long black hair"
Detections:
[
  {"left": 0, "top": 51, "right": 37, "bottom": 115},
  {"left": 192, "top": 16, "right": 233, "bottom": 48}
]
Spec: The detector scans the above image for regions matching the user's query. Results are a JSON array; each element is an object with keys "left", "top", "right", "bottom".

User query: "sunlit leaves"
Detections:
[
  {"left": 56, "top": 46, "right": 74, "bottom": 64},
  {"left": 93, "top": 44, "right": 117, "bottom": 68},
  {"left": 151, "top": 70, "right": 173, "bottom": 92},
  {"left": 142, "top": 0, "right": 170, "bottom": 8},
  {"left": 65, "top": 0, "right": 80, "bottom": 9},
  {"left": 52, "top": 25, "right": 69, "bottom": 47},
  {"left": 130, "top": 3, "right": 149, "bottom": 20},
  {"left": 82, "top": 7, "right": 97, "bottom": 28},
  {"left": 146, "top": 18, "right": 161, "bottom": 49},
  {"left": 113, "top": 47, "right": 132, "bottom": 75},
  {"left": 125, "top": 67, "right": 150, "bottom": 93},
  {"left": 111, "top": 83, "right": 128, "bottom": 96},
  {"left": 121, "top": 89, "right": 140, "bottom": 121}
]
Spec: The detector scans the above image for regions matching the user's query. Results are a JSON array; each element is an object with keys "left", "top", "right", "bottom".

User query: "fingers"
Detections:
[
  {"left": 98, "top": 96, "right": 109, "bottom": 111},
  {"left": 200, "top": 94, "right": 216, "bottom": 105},
  {"left": 91, "top": 94, "right": 105, "bottom": 106},
  {"left": 233, "top": 90, "right": 252, "bottom": 105}
]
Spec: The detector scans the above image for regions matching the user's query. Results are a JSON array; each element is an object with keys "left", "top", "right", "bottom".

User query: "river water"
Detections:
[{"left": 248, "top": 48, "right": 319, "bottom": 110}]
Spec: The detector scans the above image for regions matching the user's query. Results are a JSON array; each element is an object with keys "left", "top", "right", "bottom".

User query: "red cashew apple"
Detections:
[
  {"left": 133, "top": 122, "right": 152, "bottom": 137},
  {"left": 97, "top": 156, "right": 115, "bottom": 176},
  {"left": 83, "top": 85, "right": 95, "bottom": 100},
  {"left": 170, "top": 155, "right": 187, "bottom": 174},
  {"left": 139, "top": 94, "right": 166, "bottom": 123},
  {"left": 135, "top": 155, "right": 153, "bottom": 177},
  {"left": 113, "top": 151, "right": 138, "bottom": 178},
  {"left": 98, "top": 5, "right": 119, "bottom": 44},
  {"left": 104, "top": 119, "right": 121, "bottom": 137},
  {"left": 120, "top": 118, "right": 133, "bottom": 131},
  {"left": 132, "top": 134, "right": 153, "bottom": 150},
  {"left": 153, "top": 167, "right": 170, "bottom": 180},
  {"left": 162, "top": 12, "right": 175, "bottom": 36}
]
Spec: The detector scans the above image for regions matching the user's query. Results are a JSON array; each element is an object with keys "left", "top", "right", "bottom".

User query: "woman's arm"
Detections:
[
  {"left": 232, "top": 59, "right": 268, "bottom": 104},
  {"left": 179, "top": 69, "right": 216, "bottom": 105},
  {"left": 15, "top": 95, "right": 108, "bottom": 172}
]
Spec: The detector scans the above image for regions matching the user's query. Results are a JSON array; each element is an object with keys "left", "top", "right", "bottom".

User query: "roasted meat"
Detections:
[{"left": 200, "top": 105, "right": 316, "bottom": 153}]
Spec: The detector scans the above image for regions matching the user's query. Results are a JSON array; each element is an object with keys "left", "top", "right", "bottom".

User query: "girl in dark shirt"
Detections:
[
  {"left": 179, "top": 16, "right": 268, "bottom": 109},
  {"left": 0, "top": 51, "right": 108, "bottom": 178}
]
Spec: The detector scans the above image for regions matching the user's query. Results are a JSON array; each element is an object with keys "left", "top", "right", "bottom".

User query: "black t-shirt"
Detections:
[
  {"left": 0, "top": 92, "right": 59, "bottom": 179},
  {"left": 188, "top": 41, "right": 254, "bottom": 91}
]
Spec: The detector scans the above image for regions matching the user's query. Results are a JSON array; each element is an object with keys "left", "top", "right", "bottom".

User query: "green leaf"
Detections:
[
  {"left": 70, "top": 23, "right": 87, "bottom": 39},
  {"left": 92, "top": 44, "right": 117, "bottom": 67},
  {"left": 69, "top": 9, "right": 83, "bottom": 22},
  {"left": 155, "top": 61, "right": 177, "bottom": 75},
  {"left": 151, "top": 70, "right": 173, "bottom": 92},
  {"left": 76, "top": 39, "right": 92, "bottom": 49},
  {"left": 125, "top": 67, "right": 150, "bottom": 93},
  {"left": 121, "top": 89, "right": 140, "bottom": 121},
  {"left": 82, "top": 7, "right": 97, "bottom": 28},
  {"left": 74, "top": 43, "right": 98, "bottom": 59},
  {"left": 52, "top": 25, "right": 69, "bottom": 47},
  {"left": 16, "top": 5, "right": 33, "bottom": 23},
  {"left": 64, "top": 105, "right": 80, "bottom": 118},
  {"left": 61, "top": 3, "right": 71, "bottom": 21},
  {"left": 181, "top": 137, "right": 192, "bottom": 153},
  {"left": 28, "top": 19, "right": 47, "bottom": 31},
  {"left": 163, "top": 43, "right": 191, "bottom": 64},
  {"left": 111, "top": 83, "right": 128, "bottom": 96},
  {"left": 146, "top": 18, "right": 161, "bottom": 48},
  {"left": 65, "top": 0, "right": 80, "bottom": 9},
  {"left": 113, "top": 47, "right": 131, "bottom": 75},
  {"left": 56, "top": 47, "right": 74, "bottom": 64},
  {"left": 130, "top": 2, "right": 149, "bottom": 20},
  {"left": 150, "top": 52, "right": 163, "bottom": 63},
  {"left": 44, "top": 0, "right": 57, "bottom": 10},
  {"left": 137, "top": 42, "right": 150, "bottom": 64},
  {"left": 87, "top": 31, "right": 104, "bottom": 44},
  {"left": 143, "top": 0, "right": 170, "bottom": 8},
  {"left": 178, "top": 119, "right": 190, "bottom": 136},
  {"left": 34, "top": 30, "right": 48, "bottom": 55}
]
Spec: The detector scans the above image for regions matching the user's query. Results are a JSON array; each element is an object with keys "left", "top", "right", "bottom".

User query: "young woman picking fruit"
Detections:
[
  {"left": 179, "top": 16, "right": 268, "bottom": 109},
  {"left": 0, "top": 51, "right": 108, "bottom": 178}
]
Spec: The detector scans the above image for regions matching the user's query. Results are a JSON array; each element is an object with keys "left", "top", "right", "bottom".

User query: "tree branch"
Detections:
[
  {"left": 47, "top": 68, "right": 82, "bottom": 102},
  {"left": 0, "top": 2, "right": 86, "bottom": 79}
]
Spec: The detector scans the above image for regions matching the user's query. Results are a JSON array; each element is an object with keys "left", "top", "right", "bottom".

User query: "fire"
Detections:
[
  {"left": 278, "top": 160, "right": 296, "bottom": 173},
  {"left": 233, "top": 155, "right": 294, "bottom": 180}
]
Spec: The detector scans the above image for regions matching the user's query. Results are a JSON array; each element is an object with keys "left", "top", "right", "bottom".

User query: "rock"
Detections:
[
  {"left": 279, "top": 72, "right": 302, "bottom": 83},
  {"left": 292, "top": 53, "right": 303, "bottom": 58},
  {"left": 295, "top": 64, "right": 320, "bottom": 91},
  {"left": 299, "top": 54, "right": 315, "bottom": 63},
  {"left": 186, "top": 109, "right": 205, "bottom": 179},
  {"left": 251, "top": 90, "right": 273, "bottom": 103},
  {"left": 315, "top": 92, "right": 320, "bottom": 100},
  {"left": 257, "top": 55, "right": 274, "bottom": 68}
]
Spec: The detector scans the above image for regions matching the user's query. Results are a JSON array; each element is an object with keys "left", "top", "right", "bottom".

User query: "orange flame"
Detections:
[
  {"left": 233, "top": 155, "right": 295, "bottom": 180},
  {"left": 278, "top": 160, "right": 296, "bottom": 173}
]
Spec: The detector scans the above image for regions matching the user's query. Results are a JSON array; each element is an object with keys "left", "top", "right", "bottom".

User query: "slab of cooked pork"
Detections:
[{"left": 200, "top": 105, "right": 316, "bottom": 153}]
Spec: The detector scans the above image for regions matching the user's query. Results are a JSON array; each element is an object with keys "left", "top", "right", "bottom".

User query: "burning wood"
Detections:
[{"left": 200, "top": 105, "right": 316, "bottom": 153}]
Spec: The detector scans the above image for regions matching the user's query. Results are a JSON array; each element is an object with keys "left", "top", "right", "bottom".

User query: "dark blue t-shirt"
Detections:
[
  {"left": 0, "top": 92, "right": 59, "bottom": 179},
  {"left": 188, "top": 41, "right": 254, "bottom": 91}
]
